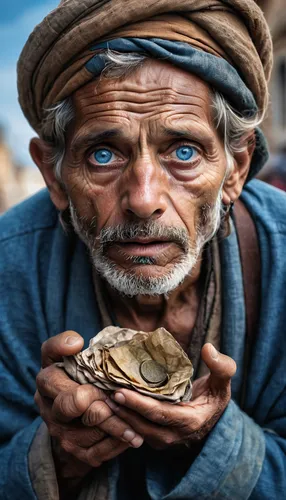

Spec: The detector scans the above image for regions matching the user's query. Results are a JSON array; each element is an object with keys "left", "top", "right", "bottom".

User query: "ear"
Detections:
[
  {"left": 222, "top": 134, "right": 256, "bottom": 205},
  {"left": 29, "top": 138, "right": 69, "bottom": 211}
]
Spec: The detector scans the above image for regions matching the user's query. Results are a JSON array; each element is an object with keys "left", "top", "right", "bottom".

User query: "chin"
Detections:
[{"left": 91, "top": 252, "right": 198, "bottom": 297}]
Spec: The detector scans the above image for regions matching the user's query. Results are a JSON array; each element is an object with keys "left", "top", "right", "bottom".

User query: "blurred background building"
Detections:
[
  {"left": 0, "top": 0, "right": 285, "bottom": 213},
  {"left": 257, "top": 0, "right": 286, "bottom": 189},
  {"left": 0, "top": 126, "right": 44, "bottom": 212}
]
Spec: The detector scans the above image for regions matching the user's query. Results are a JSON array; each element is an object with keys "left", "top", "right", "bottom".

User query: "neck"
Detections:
[{"left": 104, "top": 255, "right": 203, "bottom": 349}]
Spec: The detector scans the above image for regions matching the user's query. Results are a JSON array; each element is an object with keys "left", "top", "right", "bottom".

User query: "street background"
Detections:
[{"left": 0, "top": 0, "right": 285, "bottom": 212}]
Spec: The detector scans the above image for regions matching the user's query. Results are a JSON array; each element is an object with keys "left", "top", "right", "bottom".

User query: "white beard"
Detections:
[{"left": 69, "top": 191, "right": 222, "bottom": 297}]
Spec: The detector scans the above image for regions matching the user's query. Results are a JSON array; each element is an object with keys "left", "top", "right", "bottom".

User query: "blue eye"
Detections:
[
  {"left": 93, "top": 148, "right": 113, "bottom": 164},
  {"left": 175, "top": 146, "right": 196, "bottom": 161}
]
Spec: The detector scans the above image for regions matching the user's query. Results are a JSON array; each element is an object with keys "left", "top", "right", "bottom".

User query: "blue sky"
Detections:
[{"left": 0, "top": 0, "right": 58, "bottom": 166}]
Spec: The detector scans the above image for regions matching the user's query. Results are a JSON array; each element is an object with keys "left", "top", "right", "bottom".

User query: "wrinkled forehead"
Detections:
[{"left": 72, "top": 59, "right": 214, "bottom": 123}]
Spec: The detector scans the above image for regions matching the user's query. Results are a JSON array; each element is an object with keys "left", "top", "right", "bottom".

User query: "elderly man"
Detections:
[{"left": 0, "top": 0, "right": 285, "bottom": 498}]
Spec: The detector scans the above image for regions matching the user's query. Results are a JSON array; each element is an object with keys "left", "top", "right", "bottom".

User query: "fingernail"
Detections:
[
  {"left": 122, "top": 430, "right": 143, "bottom": 448},
  {"left": 105, "top": 399, "right": 119, "bottom": 412},
  {"left": 122, "top": 429, "right": 136, "bottom": 442},
  {"left": 130, "top": 436, "right": 144, "bottom": 448},
  {"left": 210, "top": 345, "right": 219, "bottom": 359},
  {"left": 113, "top": 392, "right": 125, "bottom": 404},
  {"left": 65, "top": 336, "right": 80, "bottom": 345}
]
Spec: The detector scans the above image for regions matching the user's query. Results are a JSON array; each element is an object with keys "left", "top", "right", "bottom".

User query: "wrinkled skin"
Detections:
[
  {"left": 31, "top": 60, "right": 252, "bottom": 342},
  {"left": 35, "top": 332, "right": 143, "bottom": 477},
  {"left": 32, "top": 60, "right": 252, "bottom": 488},
  {"left": 36, "top": 331, "right": 236, "bottom": 468}
]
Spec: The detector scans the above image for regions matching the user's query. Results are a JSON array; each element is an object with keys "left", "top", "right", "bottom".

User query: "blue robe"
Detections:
[{"left": 0, "top": 179, "right": 285, "bottom": 499}]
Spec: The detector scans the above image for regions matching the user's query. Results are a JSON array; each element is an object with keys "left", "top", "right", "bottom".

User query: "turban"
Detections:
[{"left": 17, "top": 0, "right": 273, "bottom": 178}]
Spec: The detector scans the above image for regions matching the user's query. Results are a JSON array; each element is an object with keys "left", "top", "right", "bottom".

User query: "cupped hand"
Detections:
[
  {"left": 35, "top": 331, "right": 143, "bottom": 474},
  {"left": 108, "top": 343, "right": 236, "bottom": 450}
]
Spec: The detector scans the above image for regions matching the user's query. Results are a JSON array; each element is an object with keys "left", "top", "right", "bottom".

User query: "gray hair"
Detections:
[{"left": 41, "top": 50, "right": 263, "bottom": 181}]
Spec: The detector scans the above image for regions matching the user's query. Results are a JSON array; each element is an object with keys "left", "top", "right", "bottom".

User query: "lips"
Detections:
[
  {"left": 119, "top": 237, "right": 171, "bottom": 244},
  {"left": 114, "top": 240, "right": 173, "bottom": 257},
  {"left": 105, "top": 236, "right": 184, "bottom": 268}
]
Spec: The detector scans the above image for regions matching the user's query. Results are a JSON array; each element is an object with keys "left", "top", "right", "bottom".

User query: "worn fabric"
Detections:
[
  {"left": 29, "top": 422, "right": 110, "bottom": 500},
  {"left": 0, "top": 179, "right": 286, "bottom": 499},
  {"left": 195, "top": 236, "right": 222, "bottom": 378},
  {"left": 87, "top": 36, "right": 257, "bottom": 115},
  {"left": 28, "top": 422, "right": 59, "bottom": 500},
  {"left": 17, "top": 0, "right": 272, "bottom": 133}
]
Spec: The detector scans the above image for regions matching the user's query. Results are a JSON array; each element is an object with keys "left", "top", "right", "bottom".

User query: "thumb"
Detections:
[
  {"left": 201, "top": 343, "right": 237, "bottom": 390},
  {"left": 41, "top": 330, "right": 84, "bottom": 368}
]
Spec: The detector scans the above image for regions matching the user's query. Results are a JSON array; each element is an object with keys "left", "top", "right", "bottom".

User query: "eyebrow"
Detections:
[
  {"left": 162, "top": 128, "right": 191, "bottom": 138},
  {"left": 70, "top": 128, "right": 124, "bottom": 153},
  {"left": 70, "top": 125, "right": 213, "bottom": 154},
  {"left": 161, "top": 127, "right": 210, "bottom": 141},
  {"left": 160, "top": 126, "right": 215, "bottom": 148}
]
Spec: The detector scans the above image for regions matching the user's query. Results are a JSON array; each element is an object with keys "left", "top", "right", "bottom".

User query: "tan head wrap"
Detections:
[{"left": 18, "top": 0, "right": 272, "bottom": 136}]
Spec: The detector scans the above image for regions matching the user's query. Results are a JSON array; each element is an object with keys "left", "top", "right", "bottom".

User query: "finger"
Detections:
[
  {"left": 41, "top": 331, "right": 84, "bottom": 368},
  {"left": 74, "top": 437, "right": 130, "bottom": 468},
  {"left": 36, "top": 392, "right": 106, "bottom": 448},
  {"left": 37, "top": 364, "right": 79, "bottom": 400},
  {"left": 35, "top": 390, "right": 59, "bottom": 437},
  {"left": 112, "top": 389, "right": 189, "bottom": 426},
  {"left": 113, "top": 406, "right": 178, "bottom": 450},
  {"left": 52, "top": 385, "right": 109, "bottom": 422},
  {"left": 83, "top": 399, "right": 143, "bottom": 448},
  {"left": 201, "top": 344, "right": 237, "bottom": 388},
  {"left": 69, "top": 426, "right": 106, "bottom": 448},
  {"left": 34, "top": 389, "right": 49, "bottom": 416}
]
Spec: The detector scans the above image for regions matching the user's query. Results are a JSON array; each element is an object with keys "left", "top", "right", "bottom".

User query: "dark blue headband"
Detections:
[{"left": 85, "top": 37, "right": 268, "bottom": 179}]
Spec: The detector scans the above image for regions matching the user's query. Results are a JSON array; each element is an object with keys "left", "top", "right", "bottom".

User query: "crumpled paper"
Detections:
[{"left": 63, "top": 327, "right": 193, "bottom": 403}]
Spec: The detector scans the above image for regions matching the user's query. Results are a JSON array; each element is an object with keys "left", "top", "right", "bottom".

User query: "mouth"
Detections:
[{"left": 113, "top": 239, "right": 173, "bottom": 257}]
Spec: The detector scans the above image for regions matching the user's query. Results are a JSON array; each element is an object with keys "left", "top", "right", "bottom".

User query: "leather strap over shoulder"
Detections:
[{"left": 234, "top": 199, "right": 261, "bottom": 408}]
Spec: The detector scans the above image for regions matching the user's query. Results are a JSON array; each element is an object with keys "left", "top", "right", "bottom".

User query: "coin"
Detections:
[{"left": 140, "top": 360, "right": 168, "bottom": 386}]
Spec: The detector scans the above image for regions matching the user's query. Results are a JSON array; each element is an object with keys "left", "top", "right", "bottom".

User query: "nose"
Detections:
[{"left": 120, "top": 154, "right": 168, "bottom": 220}]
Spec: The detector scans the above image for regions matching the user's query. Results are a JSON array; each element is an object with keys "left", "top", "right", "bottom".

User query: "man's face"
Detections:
[{"left": 61, "top": 60, "right": 228, "bottom": 295}]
